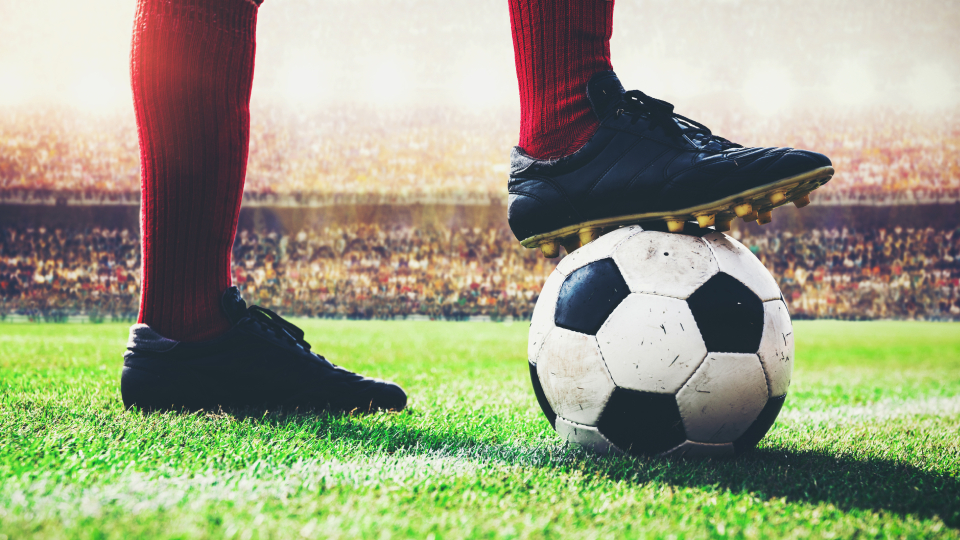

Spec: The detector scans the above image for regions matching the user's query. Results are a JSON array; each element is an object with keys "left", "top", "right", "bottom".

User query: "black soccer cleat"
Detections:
[
  {"left": 121, "top": 287, "right": 407, "bottom": 413},
  {"left": 507, "top": 70, "right": 834, "bottom": 257}
]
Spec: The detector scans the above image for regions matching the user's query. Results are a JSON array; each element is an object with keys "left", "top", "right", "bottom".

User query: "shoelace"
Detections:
[
  {"left": 246, "top": 305, "right": 314, "bottom": 353},
  {"left": 616, "top": 90, "right": 742, "bottom": 152}
]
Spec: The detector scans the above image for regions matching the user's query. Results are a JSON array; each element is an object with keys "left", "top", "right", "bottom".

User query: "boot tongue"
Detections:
[
  {"left": 220, "top": 286, "right": 248, "bottom": 325},
  {"left": 586, "top": 71, "right": 626, "bottom": 120}
]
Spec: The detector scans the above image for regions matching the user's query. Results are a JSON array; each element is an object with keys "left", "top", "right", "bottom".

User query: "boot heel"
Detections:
[{"left": 121, "top": 366, "right": 182, "bottom": 412}]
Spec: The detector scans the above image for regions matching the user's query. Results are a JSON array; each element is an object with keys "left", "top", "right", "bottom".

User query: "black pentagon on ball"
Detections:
[
  {"left": 528, "top": 362, "right": 557, "bottom": 429},
  {"left": 733, "top": 394, "right": 786, "bottom": 455},
  {"left": 554, "top": 258, "right": 630, "bottom": 335},
  {"left": 596, "top": 387, "right": 686, "bottom": 456},
  {"left": 686, "top": 272, "right": 764, "bottom": 353}
]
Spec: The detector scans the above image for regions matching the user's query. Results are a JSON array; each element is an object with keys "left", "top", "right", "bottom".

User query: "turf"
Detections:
[{"left": 0, "top": 320, "right": 958, "bottom": 539}]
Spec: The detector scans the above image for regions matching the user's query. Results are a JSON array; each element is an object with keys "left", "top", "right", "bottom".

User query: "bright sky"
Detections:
[{"left": 0, "top": 0, "right": 957, "bottom": 116}]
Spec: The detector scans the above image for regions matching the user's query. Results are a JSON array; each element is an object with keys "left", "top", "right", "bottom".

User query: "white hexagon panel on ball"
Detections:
[
  {"left": 758, "top": 299, "right": 794, "bottom": 397},
  {"left": 613, "top": 231, "right": 719, "bottom": 300},
  {"left": 555, "top": 417, "right": 621, "bottom": 455},
  {"left": 676, "top": 353, "right": 769, "bottom": 443},
  {"left": 555, "top": 225, "right": 641, "bottom": 277},
  {"left": 701, "top": 231, "right": 781, "bottom": 302},
  {"left": 527, "top": 270, "right": 565, "bottom": 364},
  {"left": 535, "top": 327, "right": 616, "bottom": 426},
  {"left": 596, "top": 293, "right": 708, "bottom": 394}
]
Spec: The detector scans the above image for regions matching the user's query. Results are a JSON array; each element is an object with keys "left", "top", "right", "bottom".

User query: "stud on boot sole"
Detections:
[
  {"left": 515, "top": 166, "right": 834, "bottom": 250},
  {"left": 561, "top": 237, "right": 581, "bottom": 254},
  {"left": 666, "top": 220, "right": 685, "bottom": 233},
  {"left": 578, "top": 228, "right": 601, "bottom": 246},
  {"left": 540, "top": 241, "right": 559, "bottom": 258}
]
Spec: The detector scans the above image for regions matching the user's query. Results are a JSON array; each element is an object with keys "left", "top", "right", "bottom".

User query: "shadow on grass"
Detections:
[
  {"left": 245, "top": 408, "right": 960, "bottom": 529},
  {"left": 650, "top": 447, "right": 959, "bottom": 528}
]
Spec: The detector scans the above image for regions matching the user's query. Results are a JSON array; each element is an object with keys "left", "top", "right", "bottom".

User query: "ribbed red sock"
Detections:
[
  {"left": 509, "top": 0, "right": 615, "bottom": 160},
  {"left": 131, "top": 0, "right": 258, "bottom": 342}
]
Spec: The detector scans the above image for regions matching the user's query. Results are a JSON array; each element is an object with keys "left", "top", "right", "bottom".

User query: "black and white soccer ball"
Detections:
[{"left": 528, "top": 224, "right": 793, "bottom": 458}]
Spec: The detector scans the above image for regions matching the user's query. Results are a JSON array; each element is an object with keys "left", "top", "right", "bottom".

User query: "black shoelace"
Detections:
[
  {"left": 615, "top": 90, "right": 742, "bottom": 152},
  {"left": 247, "top": 305, "right": 315, "bottom": 353}
]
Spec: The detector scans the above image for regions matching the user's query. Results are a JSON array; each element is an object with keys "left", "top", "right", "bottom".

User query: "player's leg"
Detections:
[
  {"left": 124, "top": 0, "right": 405, "bottom": 412},
  {"left": 509, "top": 0, "right": 614, "bottom": 161},
  {"left": 132, "top": 0, "right": 258, "bottom": 343},
  {"left": 507, "top": 0, "right": 833, "bottom": 257}
]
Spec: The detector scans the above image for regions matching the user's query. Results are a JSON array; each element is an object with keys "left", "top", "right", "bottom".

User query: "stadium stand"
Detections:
[
  {"left": 2, "top": 108, "right": 958, "bottom": 206},
  {"left": 1, "top": 103, "right": 958, "bottom": 322},
  {"left": 2, "top": 223, "right": 958, "bottom": 322}
]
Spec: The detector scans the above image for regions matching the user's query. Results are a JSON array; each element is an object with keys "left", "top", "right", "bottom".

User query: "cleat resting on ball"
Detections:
[{"left": 507, "top": 71, "right": 832, "bottom": 247}]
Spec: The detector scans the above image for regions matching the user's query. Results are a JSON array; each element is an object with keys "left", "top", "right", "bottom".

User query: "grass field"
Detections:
[{"left": 1, "top": 320, "right": 958, "bottom": 539}]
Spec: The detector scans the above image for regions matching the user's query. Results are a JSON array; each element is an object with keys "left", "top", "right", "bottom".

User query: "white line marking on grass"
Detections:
[
  {"left": 0, "top": 440, "right": 605, "bottom": 524},
  {"left": 781, "top": 396, "right": 960, "bottom": 424},
  {"left": 0, "top": 454, "right": 493, "bottom": 522}
]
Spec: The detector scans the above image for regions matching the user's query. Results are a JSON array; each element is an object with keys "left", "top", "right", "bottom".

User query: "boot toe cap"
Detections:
[
  {"left": 345, "top": 379, "right": 408, "bottom": 412},
  {"left": 769, "top": 148, "right": 833, "bottom": 178}
]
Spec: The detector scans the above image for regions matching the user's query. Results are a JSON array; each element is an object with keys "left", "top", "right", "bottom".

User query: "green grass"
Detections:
[{"left": 0, "top": 320, "right": 958, "bottom": 539}]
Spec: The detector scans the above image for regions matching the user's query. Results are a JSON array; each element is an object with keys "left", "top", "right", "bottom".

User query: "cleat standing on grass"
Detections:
[
  {"left": 507, "top": 71, "right": 833, "bottom": 250},
  {"left": 121, "top": 287, "right": 407, "bottom": 413}
]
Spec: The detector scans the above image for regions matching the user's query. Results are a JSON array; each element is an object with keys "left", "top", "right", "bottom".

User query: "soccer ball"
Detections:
[{"left": 528, "top": 223, "right": 793, "bottom": 458}]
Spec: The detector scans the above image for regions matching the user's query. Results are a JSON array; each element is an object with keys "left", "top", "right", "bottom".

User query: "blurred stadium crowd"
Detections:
[
  {"left": 1, "top": 0, "right": 957, "bottom": 325},
  {"left": 1, "top": 108, "right": 958, "bottom": 205},
  {"left": 2, "top": 224, "right": 958, "bottom": 322}
]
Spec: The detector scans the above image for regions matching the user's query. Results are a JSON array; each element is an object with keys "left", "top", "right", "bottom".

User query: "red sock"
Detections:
[
  {"left": 131, "top": 0, "right": 258, "bottom": 342},
  {"left": 509, "top": 0, "right": 615, "bottom": 160}
]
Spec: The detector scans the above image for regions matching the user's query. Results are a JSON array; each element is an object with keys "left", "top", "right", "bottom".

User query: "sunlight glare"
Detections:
[
  {"left": 367, "top": 61, "right": 412, "bottom": 104},
  {"left": 281, "top": 65, "right": 325, "bottom": 107},
  {"left": 459, "top": 63, "right": 514, "bottom": 109},
  {"left": 742, "top": 67, "right": 795, "bottom": 116},
  {"left": 0, "top": 68, "right": 31, "bottom": 107},
  {"left": 904, "top": 64, "right": 958, "bottom": 110},
  {"left": 69, "top": 72, "right": 128, "bottom": 114},
  {"left": 827, "top": 61, "right": 877, "bottom": 108}
]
